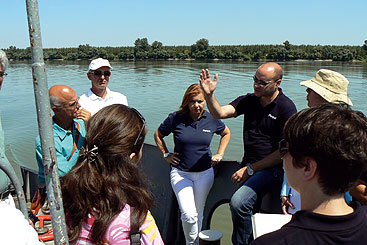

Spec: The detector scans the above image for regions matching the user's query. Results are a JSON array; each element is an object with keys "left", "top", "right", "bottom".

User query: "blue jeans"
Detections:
[{"left": 229, "top": 166, "right": 283, "bottom": 245}]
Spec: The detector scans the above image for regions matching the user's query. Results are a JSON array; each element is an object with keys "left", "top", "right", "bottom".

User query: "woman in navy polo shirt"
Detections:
[{"left": 154, "top": 84, "right": 230, "bottom": 244}]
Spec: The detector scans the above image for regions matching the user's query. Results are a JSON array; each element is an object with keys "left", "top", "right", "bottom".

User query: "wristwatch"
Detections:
[
  {"left": 246, "top": 163, "right": 254, "bottom": 176},
  {"left": 163, "top": 152, "right": 170, "bottom": 158}
]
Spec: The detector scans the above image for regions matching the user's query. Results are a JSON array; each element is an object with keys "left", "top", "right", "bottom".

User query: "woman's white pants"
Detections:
[{"left": 170, "top": 167, "right": 214, "bottom": 245}]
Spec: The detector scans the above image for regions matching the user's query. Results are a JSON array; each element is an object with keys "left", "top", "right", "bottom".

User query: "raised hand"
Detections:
[{"left": 200, "top": 69, "right": 219, "bottom": 95}]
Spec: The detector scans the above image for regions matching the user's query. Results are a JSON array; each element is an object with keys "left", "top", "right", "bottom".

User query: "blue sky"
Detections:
[{"left": 2, "top": 0, "right": 366, "bottom": 49}]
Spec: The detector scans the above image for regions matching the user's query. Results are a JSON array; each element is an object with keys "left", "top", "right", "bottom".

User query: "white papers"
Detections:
[{"left": 251, "top": 213, "right": 292, "bottom": 239}]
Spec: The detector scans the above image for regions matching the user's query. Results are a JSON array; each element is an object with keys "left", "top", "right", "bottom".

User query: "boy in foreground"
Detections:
[{"left": 252, "top": 103, "right": 367, "bottom": 244}]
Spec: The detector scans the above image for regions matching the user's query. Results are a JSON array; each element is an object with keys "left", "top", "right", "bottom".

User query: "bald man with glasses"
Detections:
[
  {"left": 200, "top": 62, "right": 297, "bottom": 245},
  {"left": 33, "top": 85, "right": 90, "bottom": 214}
]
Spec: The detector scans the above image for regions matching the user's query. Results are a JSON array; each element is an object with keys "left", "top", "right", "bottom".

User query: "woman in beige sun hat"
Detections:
[
  {"left": 280, "top": 68, "right": 355, "bottom": 214},
  {"left": 300, "top": 69, "right": 353, "bottom": 107}
]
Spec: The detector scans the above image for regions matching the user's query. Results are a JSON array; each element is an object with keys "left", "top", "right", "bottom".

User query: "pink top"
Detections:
[{"left": 72, "top": 204, "right": 164, "bottom": 245}]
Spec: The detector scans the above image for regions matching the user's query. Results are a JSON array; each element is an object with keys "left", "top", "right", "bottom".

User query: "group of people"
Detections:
[{"left": 1, "top": 49, "right": 367, "bottom": 245}]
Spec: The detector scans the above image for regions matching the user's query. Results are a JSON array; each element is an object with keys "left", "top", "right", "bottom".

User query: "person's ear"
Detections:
[
  {"left": 52, "top": 106, "right": 58, "bottom": 113},
  {"left": 87, "top": 72, "right": 92, "bottom": 80},
  {"left": 275, "top": 78, "right": 282, "bottom": 87},
  {"left": 302, "top": 157, "right": 318, "bottom": 181}
]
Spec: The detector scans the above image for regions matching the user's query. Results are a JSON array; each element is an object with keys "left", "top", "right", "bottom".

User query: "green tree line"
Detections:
[{"left": 4, "top": 39, "right": 367, "bottom": 62}]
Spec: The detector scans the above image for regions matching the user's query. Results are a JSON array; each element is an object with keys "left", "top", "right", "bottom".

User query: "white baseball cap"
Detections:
[{"left": 88, "top": 58, "right": 112, "bottom": 71}]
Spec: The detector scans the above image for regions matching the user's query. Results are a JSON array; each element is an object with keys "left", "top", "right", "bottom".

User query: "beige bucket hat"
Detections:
[{"left": 300, "top": 69, "right": 353, "bottom": 106}]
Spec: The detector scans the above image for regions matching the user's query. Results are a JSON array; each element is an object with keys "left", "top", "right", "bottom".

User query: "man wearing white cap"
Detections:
[
  {"left": 79, "top": 58, "right": 128, "bottom": 115},
  {"left": 280, "top": 69, "right": 354, "bottom": 215}
]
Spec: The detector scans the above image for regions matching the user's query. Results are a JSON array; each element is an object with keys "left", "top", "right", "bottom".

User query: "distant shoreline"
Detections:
[
  {"left": 8, "top": 58, "right": 367, "bottom": 63},
  {"left": 4, "top": 39, "right": 367, "bottom": 62}
]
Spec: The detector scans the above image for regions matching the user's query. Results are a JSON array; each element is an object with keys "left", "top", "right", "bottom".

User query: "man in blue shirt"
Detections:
[
  {"left": 34, "top": 85, "right": 89, "bottom": 214},
  {"left": 200, "top": 62, "right": 297, "bottom": 245},
  {"left": 36, "top": 85, "right": 89, "bottom": 184}
]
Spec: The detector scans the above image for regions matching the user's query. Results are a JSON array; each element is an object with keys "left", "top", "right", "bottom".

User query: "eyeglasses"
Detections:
[
  {"left": 91, "top": 70, "right": 111, "bottom": 77},
  {"left": 0, "top": 72, "right": 8, "bottom": 77},
  {"left": 130, "top": 107, "right": 146, "bottom": 153},
  {"left": 253, "top": 75, "right": 274, "bottom": 86},
  {"left": 59, "top": 97, "right": 79, "bottom": 109},
  {"left": 279, "top": 139, "right": 289, "bottom": 158}
]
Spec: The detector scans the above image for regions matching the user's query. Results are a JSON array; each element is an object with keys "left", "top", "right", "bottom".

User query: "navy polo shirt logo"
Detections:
[
  {"left": 203, "top": 129, "right": 211, "bottom": 133},
  {"left": 268, "top": 114, "right": 277, "bottom": 120}
]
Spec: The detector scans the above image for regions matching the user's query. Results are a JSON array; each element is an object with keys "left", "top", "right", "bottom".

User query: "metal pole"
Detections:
[
  {"left": 25, "top": 0, "right": 69, "bottom": 244},
  {"left": 0, "top": 159, "right": 28, "bottom": 219}
]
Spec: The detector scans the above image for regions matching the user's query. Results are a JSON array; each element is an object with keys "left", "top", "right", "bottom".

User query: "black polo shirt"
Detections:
[
  {"left": 251, "top": 202, "right": 367, "bottom": 245},
  {"left": 361, "top": 171, "right": 367, "bottom": 182},
  {"left": 158, "top": 111, "right": 225, "bottom": 172},
  {"left": 230, "top": 88, "right": 296, "bottom": 165}
]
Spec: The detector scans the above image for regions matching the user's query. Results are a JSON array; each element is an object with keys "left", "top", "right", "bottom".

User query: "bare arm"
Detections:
[
  {"left": 349, "top": 179, "right": 367, "bottom": 205},
  {"left": 200, "top": 69, "right": 237, "bottom": 119},
  {"left": 232, "top": 150, "right": 282, "bottom": 184},
  {"left": 211, "top": 126, "right": 231, "bottom": 166},
  {"left": 153, "top": 129, "right": 180, "bottom": 166}
]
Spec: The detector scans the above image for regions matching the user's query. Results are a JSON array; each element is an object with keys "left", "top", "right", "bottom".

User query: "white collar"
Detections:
[{"left": 86, "top": 87, "right": 111, "bottom": 101}]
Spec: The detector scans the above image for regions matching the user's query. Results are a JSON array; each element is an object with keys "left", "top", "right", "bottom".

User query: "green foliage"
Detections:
[
  {"left": 134, "top": 38, "right": 151, "bottom": 59},
  {"left": 283, "top": 40, "right": 291, "bottom": 51},
  {"left": 4, "top": 39, "right": 367, "bottom": 62}
]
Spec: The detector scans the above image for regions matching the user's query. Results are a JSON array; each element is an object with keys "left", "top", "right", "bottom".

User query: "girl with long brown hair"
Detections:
[{"left": 62, "top": 104, "right": 164, "bottom": 244}]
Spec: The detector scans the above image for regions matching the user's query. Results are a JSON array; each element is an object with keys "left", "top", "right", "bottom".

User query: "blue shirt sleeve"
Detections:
[
  {"left": 214, "top": 118, "right": 226, "bottom": 135},
  {"left": 35, "top": 137, "right": 45, "bottom": 184},
  {"left": 158, "top": 112, "right": 176, "bottom": 136},
  {"left": 280, "top": 172, "right": 291, "bottom": 197},
  {"left": 36, "top": 136, "right": 72, "bottom": 182},
  {"left": 229, "top": 95, "right": 248, "bottom": 116}
]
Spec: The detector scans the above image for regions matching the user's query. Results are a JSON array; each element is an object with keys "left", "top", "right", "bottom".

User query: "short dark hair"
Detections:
[{"left": 284, "top": 103, "right": 367, "bottom": 195}]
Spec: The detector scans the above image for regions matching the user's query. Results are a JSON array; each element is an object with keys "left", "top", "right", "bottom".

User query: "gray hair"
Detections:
[
  {"left": 0, "top": 50, "right": 9, "bottom": 71},
  {"left": 50, "top": 95, "right": 62, "bottom": 107}
]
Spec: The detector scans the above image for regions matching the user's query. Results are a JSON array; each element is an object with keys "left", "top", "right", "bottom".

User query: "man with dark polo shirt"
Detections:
[
  {"left": 252, "top": 104, "right": 367, "bottom": 245},
  {"left": 200, "top": 62, "right": 297, "bottom": 245}
]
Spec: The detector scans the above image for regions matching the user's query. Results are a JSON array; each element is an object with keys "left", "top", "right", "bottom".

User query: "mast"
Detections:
[{"left": 25, "top": 0, "right": 69, "bottom": 243}]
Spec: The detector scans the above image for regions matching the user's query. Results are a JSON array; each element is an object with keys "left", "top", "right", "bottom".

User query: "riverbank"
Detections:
[{"left": 3, "top": 40, "right": 367, "bottom": 62}]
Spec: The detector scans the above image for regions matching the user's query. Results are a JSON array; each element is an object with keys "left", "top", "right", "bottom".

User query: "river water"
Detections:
[{"left": 1, "top": 60, "right": 367, "bottom": 243}]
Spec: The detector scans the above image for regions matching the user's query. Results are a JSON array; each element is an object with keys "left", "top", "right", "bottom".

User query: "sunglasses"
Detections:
[
  {"left": 253, "top": 75, "right": 274, "bottom": 86},
  {"left": 130, "top": 107, "right": 146, "bottom": 153},
  {"left": 0, "top": 72, "right": 8, "bottom": 77},
  {"left": 279, "top": 139, "right": 289, "bottom": 158},
  {"left": 91, "top": 70, "right": 111, "bottom": 77}
]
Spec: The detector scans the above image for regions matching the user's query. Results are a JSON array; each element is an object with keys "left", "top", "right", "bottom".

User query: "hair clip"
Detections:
[{"left": 81, "top": 145, "right": 99, "bottom": 163}]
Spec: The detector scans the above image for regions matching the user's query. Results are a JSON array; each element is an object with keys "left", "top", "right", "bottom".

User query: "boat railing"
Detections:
[{"left": 0, "top": 159, "right": 28, "bottom": 219}]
